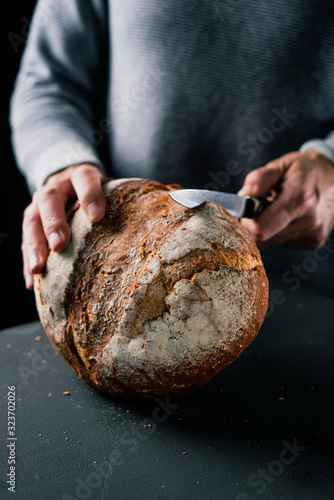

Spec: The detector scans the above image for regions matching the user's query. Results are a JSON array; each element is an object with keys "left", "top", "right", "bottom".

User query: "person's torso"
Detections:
[{"left": 105, "top": 0, "right": 334, "bottom": 194}]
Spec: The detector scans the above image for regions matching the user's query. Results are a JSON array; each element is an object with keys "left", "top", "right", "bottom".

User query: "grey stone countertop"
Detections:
[{"left": 0, "top": 272, "right": 333, "bottom": 500}]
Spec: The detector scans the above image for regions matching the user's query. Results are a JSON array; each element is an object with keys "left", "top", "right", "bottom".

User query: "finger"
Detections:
[
  {"left": 241, "top": 171, "right": 317, "bottom": 243},
  {"left": 283, "top": 236, "right": 325, "bottom": 250},
  {"left": 246, "top": 217, "right": 308, "bottom": 248},
  {"left": 258, "top": 213, "right": 326, "bottom": 249},
  {"left": 22, "top": 205, "right": 49, "bottom": 289},
  {"left": 22, "top": 220, "right": 33, "bottom": 289},
  {"left": 241, "top": 198, "right": 320, "bottom": 249},
  {"left": 238, "top": 164, "right": 286, "bottom": 197},
  {"left": 238, "top": 153, "right": 298, "bottom": 197},
  {"left": 70, "top": 164, "right": 107, "bottom": 221},
  {"left": 256, "top": 231, "right": 323, "bottom": 249},
  {"left": 36, "top": 187, "right": 70, "bottom": 252},
  {"left": 23, "top": 250, "right": 34, "bottom": 290}
]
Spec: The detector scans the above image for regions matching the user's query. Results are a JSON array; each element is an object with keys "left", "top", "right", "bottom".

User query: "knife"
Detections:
[{"left": 168, "top": 189, "right": 271, "bottom": 219}]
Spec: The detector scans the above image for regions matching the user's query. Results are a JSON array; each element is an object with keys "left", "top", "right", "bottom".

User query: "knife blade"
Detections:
[{"left": 168, "top": 189, "right": 270, "bottom": 219}]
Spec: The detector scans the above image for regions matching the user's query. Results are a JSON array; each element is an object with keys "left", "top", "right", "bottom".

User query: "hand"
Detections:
[
  {"left": 22, "top": 164, "right": 110, "bottom": 290},
  {"left": 238, "top": 150, "right": 334, "bottom": 249}
]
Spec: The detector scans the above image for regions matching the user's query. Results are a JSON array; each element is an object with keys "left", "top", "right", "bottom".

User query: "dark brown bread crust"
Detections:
[{"left": 34, "top": 178, "right": 268, "bottom": 400}]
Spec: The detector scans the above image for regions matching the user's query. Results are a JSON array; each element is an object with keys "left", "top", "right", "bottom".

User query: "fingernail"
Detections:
[
  {"left": 25, "top": 273, "right": 34, "bottom": 289},
  {"left": 49, "top": 231, "right": 62, "bottom": 249},
  {"left": 238, "top": 186, "right": 257, "bottom": 196},
  {"left": 87, "top": 202, "right": 102, "bottom": 220},
  {"left": 29, "top": 254, "right": 40, "bottom": 272}
]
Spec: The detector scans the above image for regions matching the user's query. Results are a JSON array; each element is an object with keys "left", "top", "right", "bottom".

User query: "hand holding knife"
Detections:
[{"left": 169, "top": 189, "right": 271, "bottom": 219}]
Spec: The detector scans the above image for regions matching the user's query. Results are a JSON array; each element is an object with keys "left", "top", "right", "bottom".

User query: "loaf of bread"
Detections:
[{"left": 34, "top": 178, "right": 268, "bottom": 400}]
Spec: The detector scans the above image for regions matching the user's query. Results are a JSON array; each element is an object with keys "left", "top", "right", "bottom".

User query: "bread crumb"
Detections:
[
  {"left": 48, "top": 392, "right": 52, "bottom": 397},
  {"left": 63, "top": 391, "right": 70, "bottom": 395},
  {"left": 278, "top": 397, "right": 285, "bottom": 401},
  {"left": 6, "top": 344, "right": 11, "bottom": 349},
  {"left": 39, "top": 434, "right": 42, "bottom": 437},
  {"left": 34, "top": 336, "right": 42, "bottom": 341},
  {"left": 182, "top": 451, "right": 187, "bottom": 455},
  {"left": 77, "top": 441, "right": 81, "bottom": 444}
]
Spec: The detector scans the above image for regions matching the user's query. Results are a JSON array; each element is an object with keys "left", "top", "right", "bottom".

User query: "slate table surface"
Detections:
[{"left": 0, "top": 272, "right": 333, "bottom": 500}]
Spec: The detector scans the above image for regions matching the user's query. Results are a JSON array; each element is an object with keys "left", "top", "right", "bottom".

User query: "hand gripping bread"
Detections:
[{"left": 34, "top": 178, "right": 268, "bottom": 400}]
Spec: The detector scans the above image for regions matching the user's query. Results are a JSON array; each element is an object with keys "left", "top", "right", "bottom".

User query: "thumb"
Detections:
[{"left": 238, "top": 159, "right": 291, "bottom": 197}]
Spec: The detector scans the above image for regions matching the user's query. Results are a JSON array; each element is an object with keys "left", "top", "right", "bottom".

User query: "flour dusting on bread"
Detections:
[{"left": 34, "top": 178, "right": 268, "bottom": 400}]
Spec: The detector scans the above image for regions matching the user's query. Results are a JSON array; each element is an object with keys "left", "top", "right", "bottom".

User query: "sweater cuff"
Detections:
[
  {"left": 29, "top": 139, "right": 107, "bottom": 193},
  {"left": 299, "top": 139, "right": 334, "bottom": 166}
]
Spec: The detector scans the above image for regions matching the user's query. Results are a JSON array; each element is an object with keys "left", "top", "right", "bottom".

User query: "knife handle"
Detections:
[{"left": 244, "top": 196, "right": 271, "bottom": 218}]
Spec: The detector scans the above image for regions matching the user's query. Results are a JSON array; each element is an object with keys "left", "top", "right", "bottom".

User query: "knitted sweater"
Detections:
[{"left": 10, "top": 0, "right": 334, "bottom": 195}]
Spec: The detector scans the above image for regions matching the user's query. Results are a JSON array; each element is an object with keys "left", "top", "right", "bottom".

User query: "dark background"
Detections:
[{"left": 2, "top": 1, "right": 38, "bottom": 329}]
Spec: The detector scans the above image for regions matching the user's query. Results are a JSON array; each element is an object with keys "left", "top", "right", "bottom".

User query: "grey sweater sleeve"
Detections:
[
  {"left": 10, "top": 0, "right": 108, "bottom": 194},
  {"left": 300, "top": 131, "right": 334, "bottom": 165}
]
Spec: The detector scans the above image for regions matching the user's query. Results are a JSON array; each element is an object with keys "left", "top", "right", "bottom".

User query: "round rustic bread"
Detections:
[{"left": 34, "top": 178, "right": 268, "bottom": 400}]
